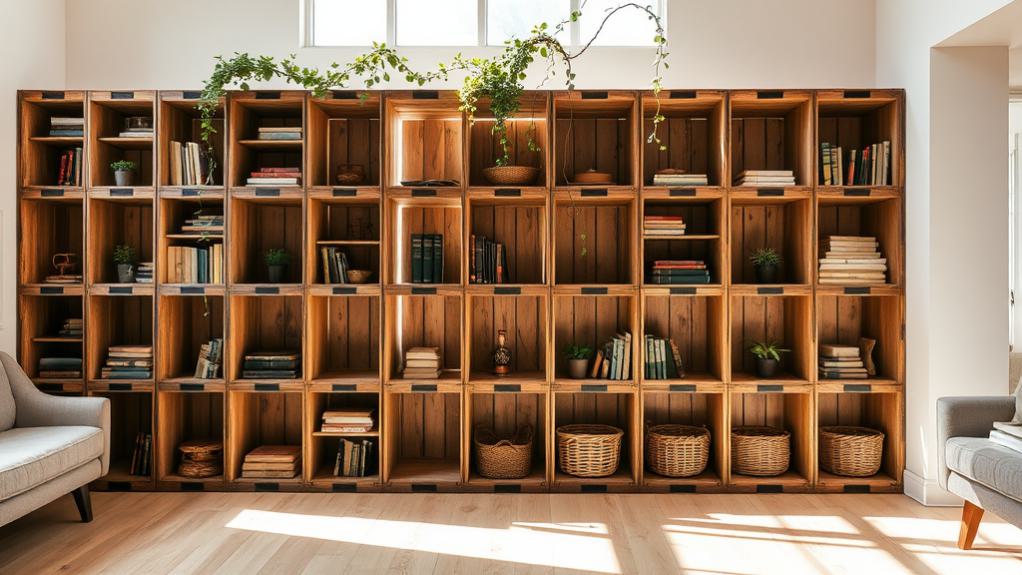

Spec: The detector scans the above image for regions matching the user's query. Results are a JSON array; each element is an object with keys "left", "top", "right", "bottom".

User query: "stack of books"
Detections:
[
  {"left": 45, "top": 271, "right": 82, "bottom": 283},
  {"left": 38, "top": 357, "right": 82, "bottom": 379},
  {"left": 180, "top": 209, "right": 224, "bottom": 234},
  {"left": 101, "top": 345, "right": 153, "bottom": 379},
  {"left": 819, "top": 141, "right": 891, "bottom": 186},
  {"left": 334, "top": 439, "right": 375, "bottom": 477},
  {"left": 168, "top": 141, "right": 208, "bottom": 186},
  {"left": 247, "top": 167, "right": 301, "bottom": 187},
  {"left": 818, "top": 236, "right": 887, "bottom": 284},
  {"left": 643, "top": 215, "right": 686, "bottom": 237},
  {"left": 403, "top": 347, "right": 441, "bottom": 379},
  {"left": 168, "top": 245, "right": 223, "bottom": 284},
  {"left": 818, "top": 344, "right": 868, "bottom": 380},
  {"left": 468, "top": 234, "right": 509, "bottom": 284},
  {"left": 652, "top": 170, "right": 708, "bottom": 187},
  {"left": 257, "top": 126, "right": 302, "bottom": 141},
  {"left": 242, "top": 351, "right": 300, "bottom": 379},
  {"left": 194, "top": 338, "right": 223, "bottom": 379},
  {"left": 736, "top": 170, "right": 795, "bottom": 187},
  {"left": 129, "top": 432, "right": 152, "bottom": 476},
  {"left": 320, "top": 247, "right": 351, "bottom": 283},
  {"left": 587, "top": 333, "right": 632, "bottom": 380},
  {"left": 119, "top": 125, "right": 153, "bottom": 139},
  {"left": 644, "top": 336, "right": 685, "bottom": 380},
  {"left": 321, "top": 409, "right": 375, "bottom": 433},
  {"left": 241, "top": 445, "right": 301, "bottom": 479},
  {"left": 410, "top": 234, "right": 444, "bottom": 283},
  {"left": 49, "top": 116, "right": 84, "bottom": 137},
  {"left": 135, "top": 262, "right": 154, "bottom": 284},
  {"left": 648, "top": 260, "right": 711, "bottom": 284},
  {"left": 59, "top": 317, "right": 83, "bottom": 338},
  {"left": 55, "top": 147, "right": 84, "bottom": 186}
]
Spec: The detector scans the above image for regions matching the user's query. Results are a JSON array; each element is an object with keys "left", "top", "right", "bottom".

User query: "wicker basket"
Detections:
[
  {"left": 483, "top": 165, "right": 540, "bottom": 185},
  {"left": 475, "top": 425, "right": 533, "bottom": 479},
  {"left": 557, "top": 424, "right": 623, "bottom": 477},
  {"left": 819, "top": 426, "right": 884, "bottom": 477},
  {"left": 177, "top": 439, "right": 223, "bottom": 478},
  {"left": 646, "top": 424, "right": 710, "bottom": 477},
  {"left": 731, "top": 426, "right": 790, "bottom": 477}
]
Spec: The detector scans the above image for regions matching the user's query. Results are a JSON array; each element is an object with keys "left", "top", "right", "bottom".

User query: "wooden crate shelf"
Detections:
[
  {"left": 89, "top": 389, "right": 155, "bottom": 490},
  {"left": 229, "top": 195, "right": 303, "bottom": 285},
  {"left": 816, "top": 89, "right": 904, "bottom": 188},
  {"left": 641, "top": 293, "right": 726, "bottom": 384},
  {"left": 642, "top": 196, "right": 725, "bottom": 286},
  {"left": 156, "top": 294, "right": 224, "bottom": 383},
  {"left": 641, "top": 90, "right": 726, "bottom": 189},
  {"left": 19, "top": 197, "right": 84, "bottom": 286},
  {"left": 553, "top": 294, "right": 638, "bottom": 383},
  {"left": 159, "top": 92, "right": 225, "bottom": 190},
  {"left": 308, "top": 92, "right": 381, "bottom": 192},
  {"left": 156, "top": 389, "right": 225, "bottom": 487},
  {"left": 384, "top": 194, "right": 462, "bottom": 286},
  {"left": 88, "top": 91, "right": 156, "bottom": 192},
  {"left": 385, "top": 91, "right": 464, "bottom": 189},
  {"left": 641, "top": 388, "right": 727, "bottom": 490},
  {"left": 552, "top": 193, "right": 637, "bottom": 285},
  {"left": 18, "top": 91, "right": 86, "bottom": 191},
  {"left": 158, "top": 196, "right": 224, "bottom": 286},
  {"left": 816, "top": 385, "right": 903, "bottom": 492},
  {"left": 307, "top": 196, "right": 380, "bottom": 285},
  {"left": 466, "top": 292, "right": 547, "bottom": 383},
  {"left": 18, "top": 294, "right": 84, "bottom": 385},
  {"left": 85, "top": 294, "right": 154, "bottom": 384},
  {"left": 228, "top": 294, "right": 304, "bottom": 383},
  {"left": 730, "top": 195, "right": 812, "bottom": 286},
  {"left": 553, "top": 90, "right": 638, "bottom": 188},
  {"left": 816, "top": 294, "right": 904, "bottom": 384},
  {"left": 551, "top": 389, "right": 638, "bottom": 491},
  {"left": 87, "top": 196, "right": 154, "bottom": 286},
  {"left": 383, "top": 388, "right": 462, "bottom": 489},
  {"left": 466, "top": 192, "right": 547, "bottom": 285},
  {"left": 816, "top": 195, "right": 903, "bottom": 288},
  {"left": 307, "top": 294, "right": 380, "bottom": 384},
  {"left": 465, "top": 390, "right": 548, "bottom": 490},
  {"left": 306, "top": 390, "right": 380, "bottom": 488},
  {"left": 729, "top": 386, "right": 813, "bottom": 492},
  {"left": 467, "top": 92, "right": 549, "bottom": 189},
  {"left": 730, "top": 294, "right": 813, "bottom": 384},
  {"left": 384, "top": 292, "right": 462, "bottom": 383},
  {"left": 228, "top": 91, "right": 305, "bottom": 191},
  {"left": 226, "top": 388, "right": 304, "bottom": 488},
  {"left": 730, "top": 90, "right": 813, "bottom": 189}
]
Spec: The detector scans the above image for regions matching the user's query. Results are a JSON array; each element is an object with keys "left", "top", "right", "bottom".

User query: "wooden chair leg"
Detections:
[
  {"left": 957, "top": 500, "right": 983, "bottom": 550},
  {"left": 71, "top": 485, "right": 93, "bottom": 523}
]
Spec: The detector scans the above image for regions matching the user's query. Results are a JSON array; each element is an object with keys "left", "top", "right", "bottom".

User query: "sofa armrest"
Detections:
[{"left": 937, "top": 396, "right": 1015, "bottom": 488}]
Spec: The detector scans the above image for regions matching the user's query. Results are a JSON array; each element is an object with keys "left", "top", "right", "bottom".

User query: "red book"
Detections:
[
  {"left": 249, "top": 172, "right": 302, "bottom": 178},
  {"left": 254, "top": 167, "right": 301, "bottom": 173},
  {"left": 57, "top": 151, "right": 68, "bottom": 185},
  {"left": 653, "top": 265, "right": 707, "bottom": 270},
  {"left": 653, "top": 260, "right": 704, "bottom": 265},
  {"left": 644, "top": 216, "right": 684, "bottom": 221}
]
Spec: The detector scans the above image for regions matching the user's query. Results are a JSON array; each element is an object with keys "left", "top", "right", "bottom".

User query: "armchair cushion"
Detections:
[
  {"left": 936, "top": 396, "right": 1016, "bottom": 487},
  {"left": 0, "top": 370, "right": 12, "bottom": 431},
  {"left": 0, "top": 426, "right": 103, "bottom": 502}
]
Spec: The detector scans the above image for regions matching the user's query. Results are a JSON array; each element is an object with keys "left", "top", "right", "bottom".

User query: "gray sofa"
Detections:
[
  {"left": 0, "top": 352, "right": 109, "bottom": 526},
  {"left": 937, "top": 396, "right": 1021, "bottom": 549}
]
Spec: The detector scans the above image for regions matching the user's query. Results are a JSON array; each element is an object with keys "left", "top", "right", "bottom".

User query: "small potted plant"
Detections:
[
  {"left": 110, "top": 160, "right": 136, "bottom": 187},
  {"left": 564, "top": 344, "right": 593, "bottom": 379},
  {"left": 113, "top": 244, "right": 136, "bottom": 283},
  {"left": 750, "top": 247, "right": 782, "bottom": 284},
  {"left": 749, "top": 341, "right": 790, "bottom": 378},
  {"left": 265, "top": 248, "right": 290, "bottom": 283}
]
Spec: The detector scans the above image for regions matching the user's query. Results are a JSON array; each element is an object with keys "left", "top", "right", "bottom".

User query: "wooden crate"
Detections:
[
  {"left": 641, "top": 90, "right": 727, "bottom": 188},
  {"left": 158, "top": 92, "right": 225, "bottom": 191},
  {"left": 18, "top": 293, "right": 84, "bottom": 390},
  {"left": 384, "top": 91, "right": 464, "bottom": 189},
  {"left": 88, "top": 91, "right": 156, "bottom": 192},
  {"left": 816, "top": 384, "right": 903, "bottom": 492},
  {"left": 816, "top": 294, "right": 904, "bottom": 384},
  {"left": 553, "top": 90, "right": 638, "bottom": 188},
  {"left": 552, "top": 191, "right": 637, "bottom": 285},
  {"left": 552, "top": 292, "right": 638, "bottom": 383},
  {"left": 465, "top": 389, "right": 549, "bottom": 491},
  {"left": 729, "top": 386, "right": 814, "bottom": 492},
  {"left": 227, "top": 294, "right": 304, "bottom": 383},
  {"left": 19, "top": 197, "right": 84, "bottom": 286},
  {"left": 466, "top": 291, "right": 548, "bottom": 383},
  {"left": 551, "top": 389, "right": 638, "bottom": 491},
  {"left": 383, "top": 291, "right": 462, "bottom": 384},
  {"left": 307, "top": 195, "right": 381, "bottom": 285},
  {"left": 384, "top": 194, "right": 463, "bottom": 285},
  {"left": 466, "top": 191, "right": 548, "bottom": 285},
  {"left": 87, "top": 196, "right": 154, "bottom": 286},
  {"left": 641, "top": 194, "right": 725, "bottom": 285},
  {"left": 85, "top": 294, "right": 154, "bottom": 385},
  {"left": 156, "top": 389, "right": 225, "bottom": 488},
  {"left": 228, "top": 195, "right": 304, "bottom": 286},
  {"left": 156, "top": 294, "right": 224, "bottom": 384},
  {"left": 730, "top": 195, "right": 812, "bottom": 286},
  {"left": 730, "top": 294, "right": 813, "bottom": 384},
  {"left": 641, "top": 387, "right": 727, "bottom": 491},
  {"left": 307, "top": 91, "right": 381, "bottom": 191},
  {"left": 305, "top": 389, "right": 381, "bottom": 490},
  {"left": 467, "top": 92, "right": 549, "bottom": 189},
  {"left": 729, "top": 90, "right": 813, "bottom": 188},
  {"left": 306, "top": 294, "right": 381, "bottom": 384},
  {"left": 226, "top": 388, "right": 304, "bottom": 489},
  {"left": 18, "top": 90, "right": 87, "bottom": 192},
  {"left": 158, "top": 195, "right": 225, "bottom": 287},
  {"left": 228, "top": 91, "right": 305, "bottom": 192},
  {"left": 383, "top": 387, "right": 463, "bottom": 490},
  {"left": 641, "top": 293, "right": 726, "bottom": 384},
  {"left": 89, "top": 389, "right": 155, "bottom": 490}
]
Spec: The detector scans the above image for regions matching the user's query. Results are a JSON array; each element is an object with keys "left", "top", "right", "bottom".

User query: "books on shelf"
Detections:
[
  {"left": 194, "top": 338, "right": 223, "bottom": 379},
  {"left": 736, "top": 170, "right": 795, "bottom": 187},
  {"left": 180, "top": 209, "right": 224, "bottom": 234},
  {"left": 101, "top": 345, "right": 153, "bottom": 379},
  {"left": 587, "top": 332, "right": 632, "bottom": 380},
  {"left": 129, "top": 431, "right": 152, "bottom": 476},
  {"left": 648, "top": 260, "right": 711, "bottom": 284},
  {"left": 242, "top": 445, "right": 301, "bottom": 479},
  {"left": 58, "top": 317, "right": 83, "bottom": 338},
  {"left": 168, "top": 245, "right": 223, "bottom": 284},
  {"left": 819, "top": 141, "right": 891, "bottom": 186},
  {"left": 652, "top": 172, "right": 708, "bottom": 187},
  {"left": 333, "top": 438, "right": 375, "bottom": 477},
  {"left": 256, "top": 126, "right": 302, "bottom": 141},
  {"left": 818, "top": 343, "right": 868, "bottom": 380},
  {"left": 643, "top": 336, "right": 685, "bottom": 380},
  {"left": 169, "top": 141, "right": 208, "bottom": 186},
  {"left": 643, "top": 215, "right": 687, "bottom": 237},
  {"left": 818, "top": 235, "right": 887, "bottom": 284},
  {"left": 320, "top": 247, "right": 351, "bottom": 284},
  {"left": 55, "top": 147, "right": 84, "bottom": 186},
  {"left": 469, "top": 234, "right": 509, "bottom": 284},
  {"left": 118, "top": 127, "right": 153, "bottom": 138},
  {"left": 321, "top": 409, "right": 375, "bottom": 433},
  {"left": 410, "top": 234, "right": 444, "bottom": 284},
  {"left": 247, "top": 167, "right": 301, "bottom": 186},
  {"left": 403, "top": 347, "right": 441, "bottom": 379},
  {"left": 44, "top": 273, "right": 83, "bottom": 284},
  {"left": 242, "top": 350, "right": 301, "bottom": 379},
  {"left": 135, "top": 262, "right": 154, "bottom": 284},
  {"left": 38, "top": 356, "right": 82, "bottom": 379},
  {"left": 48, "top": 116, "right": 83, "bottom": 137}
]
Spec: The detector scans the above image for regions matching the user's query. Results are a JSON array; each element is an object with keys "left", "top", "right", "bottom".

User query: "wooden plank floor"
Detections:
[{"left": 1, "top": 492, "right": 1020, "bottom": 574}]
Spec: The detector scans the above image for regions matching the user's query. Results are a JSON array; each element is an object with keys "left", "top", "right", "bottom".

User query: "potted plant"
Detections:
[
  {"left": 113, "top": 244, "right": 135, "bottom": 283},
  {"left": 749, "top": 341, "right": 790, "bottom": 378},
  {"left": 110, "top": 160, "right": 136, "bottom": 187},
  {"left": 265, "top": 248, "right": 290, "bottom": 283},
  {"left": 564, "top": 344, "right": 593, "bottom": 379},
  {"left": 750, "top": 247, "right": 782, "bottom": 284}
]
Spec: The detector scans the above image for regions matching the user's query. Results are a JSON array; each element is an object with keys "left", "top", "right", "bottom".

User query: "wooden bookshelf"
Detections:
[{"left": 16, "top": 89, "right": 905, "bottom": 494}]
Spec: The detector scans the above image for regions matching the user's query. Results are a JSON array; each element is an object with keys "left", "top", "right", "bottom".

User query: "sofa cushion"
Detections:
[
  {"left": 0, "top": 426, "right": 103, "bottom": 502},
  {"left": 946, "top": 436, "right": 1022, "bottom": 502},
  {"left": 0, "top": 367, "right": 13, "bottom": 431}
]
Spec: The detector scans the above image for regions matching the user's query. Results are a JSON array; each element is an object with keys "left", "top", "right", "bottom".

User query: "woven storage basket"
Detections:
[
  {"left": 646, "top": 424, "right": 710, "bottom": 477},
  {"left": 557, "top": 424, "right": 623, "bottom": 477},
  {"left": 475, "top": 425, "right": 533, "bottom": 479},
  {"left": 819, "top": 426, "right": 884, "bottom": 477},
  {"left": 483, "top": 165, "right": 540, "bottom": 185},
  {"left": 731, "top": 426, "right": 790, "bottom": 477},
  {"left": 177, "top": 439, "right": 223, "bottom": 478}
]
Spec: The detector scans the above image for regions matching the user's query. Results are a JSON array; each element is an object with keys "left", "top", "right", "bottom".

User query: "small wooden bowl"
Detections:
[
  {"left": 572, "top": 170, "right": 613, "bottom": 185},
  {"left": 346, "top": 269, "right": 373, "bottom": 284}
]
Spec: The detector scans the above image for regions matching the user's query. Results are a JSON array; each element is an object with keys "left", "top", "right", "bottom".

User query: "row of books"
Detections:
[
  {"left": 410, "top": 234, "right": 445, "bottom": 284},
  {"left": 255, "top": 126, "right": 302, "bottom": 141},
  {"left": 168, "top": 141, "right": 209, "bottom": 186},
  {"left": 129, "top": 432, "right": 152, "bottom": 476},
  {"left": 818, "top": 235, "right": 887, "bottom": 284},
  {"left": 403, "top": 347, "right": 441, "bottom": 379},
  {"left": 101, "top": 345, "right": 153, "bottom": 380},
  {"left": 334, "top": 439, "right": 375, "bottom": 477},
  {"left": 468, "top": 235, "right": 509, "bottom": 284},
  {"left": 38, "top": 357, "right": 82, "bottom": 379},
  {"left": 648, "top": 260, "right": 711, "bottom": 284},
  {"left": 652, "top": 172, "right": 708, "bottom": 187},
  {"left": 135, "top": 262, "right": 154, "bottom": 284},
  {"left": 242, "top": 351, "right": 301, "bottom": 379},
  {"left": 56, "top": 147, "right": 84, "bottom": 186},
  {"left": 735, "top": 169, "right": 795, "bottom": 187},
  {"left": 247, "top": 166, "right": 301, "bottom": 186},
  {"left": 119, "top": 125, "right": 153, "bottom": 139},
  {"left": 321, "top": 409, "right": 375, "bottom": 434},
  {"left": 644, "top": 215, "right": 687, "bottom": 237},
  {"left": 241, "top": 445, "right": 300, "bottom": 479},
  {"left": 180, "top": 209, "right": 224, "bottom": 234},
  {"left": 194, "top": 338, "right": 223, "bottom": 379},
  {"left": 167, "top": 245, "right": 223, "bottom": 284},
  {"left": 320, "top": 247, "right": 352, "bottom": 284},
  {"left": 644, "top": 336, "right": 685, "bottom": 380},
  {"left": 59, "top": 317, "right": 83, "bottom": 338},
  {"left": 49, "top": 116, "right": 83, "bottom": 137},
  {"left": 819, "top": 141, "right": 891, "bottom": 186},
  {"left": 818, "top": 343, "right": 869, "bottom": 380},
  {"left": 588, "top": 332, "right": 633, "bottom": 380}
]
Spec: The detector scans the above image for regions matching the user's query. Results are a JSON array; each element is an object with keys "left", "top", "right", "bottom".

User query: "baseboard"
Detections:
[{"left": 903, "top": 469, "right": 962, "bottom": 506}]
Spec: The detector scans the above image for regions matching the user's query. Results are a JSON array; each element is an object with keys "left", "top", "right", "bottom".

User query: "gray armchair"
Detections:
[
  {"left": 0, "top": 352, "right": 109, "bottom": 526},
  {"left": 937, "top": 396, "right": 1021, "bottom": 549}
]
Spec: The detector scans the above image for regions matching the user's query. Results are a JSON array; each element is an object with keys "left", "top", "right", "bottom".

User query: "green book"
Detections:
[
  {"left": 422, "top": 235, "right": 433, "bottom": 283},
  {"left": 411, "top": 234, "right": 423, "bottom": 283},
  {"left": 433, "top": 234, "right": 443, "bottom": 283}
]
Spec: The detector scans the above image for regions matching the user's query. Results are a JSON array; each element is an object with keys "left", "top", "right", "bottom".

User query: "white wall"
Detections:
[{"left": 1, "top": 1, "right": 67, "bottom": 356}]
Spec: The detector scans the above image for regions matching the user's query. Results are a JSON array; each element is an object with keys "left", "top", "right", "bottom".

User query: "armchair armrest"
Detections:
[{"left": 937, "top": 396, "right": 1015, "bottom": 488}]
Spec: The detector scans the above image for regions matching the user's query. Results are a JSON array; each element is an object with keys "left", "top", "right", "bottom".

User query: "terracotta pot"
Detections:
[{"left": 114, "top": 170, "right": 135, "bottom": 187}]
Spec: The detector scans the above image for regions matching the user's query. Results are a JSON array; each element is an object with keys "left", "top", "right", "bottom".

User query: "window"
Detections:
[
  {"left": 578, "top": 0, "right": 663, "bottom": 46},
  {"left": 1010, "top": 99, "right": 1022, "bottom": 348},
  {"left": 311, "top": 0, "right": 387, "bottom": 47},
  {"left": 487, "top": 0, "right": 570, "bottom": 45},
  {"left": 397, "top": 0, "right": 478, "bottom": 46}
]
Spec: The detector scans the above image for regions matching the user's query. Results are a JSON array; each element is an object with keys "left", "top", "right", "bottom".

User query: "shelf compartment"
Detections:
[
  {"left": 226, "top": 388, "right": 304, "bottom": 487},
  {"left": 18, "top": 91, "right": 87, "bottom": 189},
  {"left": 229, "top": 195, "right": 303, "bottom": 285},
  {"left": 816, "top": 386, "right": 902, "bottom": 492},
  {"left": 18, "top": 294, "right": 84, "bottom": 382},
  {"left": 730, "top": 196, "right": 811, "bottom": 286},
  {"left": 466, "top": 390, "right": 548, "bottom": 490},
  {"left": 816, "top": 90, "right": 903, "bottom": 188},
  {"left": 384, "top": 195, "right": 462, "bottom": 285},
  {"left": 156, "top": 294, "right": 225, "bottom": 383},
  {"left": 641, "top": 294, "right": 726, "bottom": 384},
  {"left": 307, "top": 196, "right": 380, "bottom": 284},
  {"left": 156, "top": 389, "right": 225, "bottom": 487},
  {"left": 642, "top": 196, "right": 724, "bottom": 285},
  {"left": 86, "top": 294, "right": 153, "bottom": 383},
  {"left": 729, "top": 386, "right": 812, "bottom": 491},
  {"left": 228, "top": 294, "right": 304, "bottom": 383},
  {"left": 88, "top": 91, "right": 156, "bottom": 190},
  {"left": 306, "top": 390, "right": 380, "bottom": 486},
  {"left": 641, "top": 389, "right": 726, "bottom": 490},
  {"left": 159, "top": 92, "right": 225, "bottom": 189},
  {"left": 228, "top": 91, "right": 306, "bottom": 190},
  {"left": 384, "top": 292, "right": 462, "bottom": 382},
  {"left": 466, "top": 293, "right": 548, "bottom": 382},
  {"left": 308, "top": 92, "right": 381, "bottom": 190},
  {"left": 552, "top": 193, "right": 636, "bottom": 285},
  {"left": 816, "top": 295, "right": 903, "bottom": 384},
  {"left": 87, "top": 196, "right": 154, "bottom": 285},
  {"left": 729, "top": 90, "right": 813, "bottom": 188},
  {"left": 553, "top": 294, "right": 638, "bottom": 382},
  {"left": 19, "top": 197, "right": 84, "bottom": 285},
  {"left": 553, "top": 90, "right": 637, "bottom": 188},
  {"left": 383, "top": 388, "right": 462, "bottom": 489},
  {"left": 384, "top": 91, "right": 464, "bottom": 188},
  {"left": 307, "top": 294, "right": 380, "bottom": 383},
  {"left": 90, "top": 390, "right": 154, "bottom": 489},
  {"left": 641, "top": 90, "right": 726, "bottom": 188},
  {"left": 467, "top": 92, "right": 549, "bottom": 188},
  {"left": 816, "top": 195, "right": 902, "bottom": 287},
  {"left": 730, "top": 294, "right": 812, "bottom": 384},
  {"left": 158, "top": 196, "right": 224, "bottom": 285},
  {"left": 551, "top": 390, "right": 637, "bottom": 490},
  {"left": 467, "top": 193, "right": 547, "bottom": 285}
]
